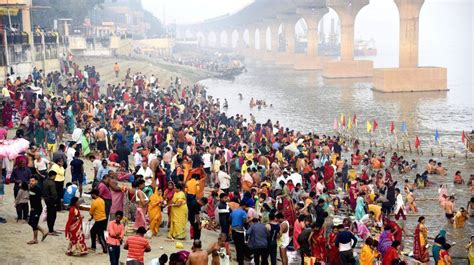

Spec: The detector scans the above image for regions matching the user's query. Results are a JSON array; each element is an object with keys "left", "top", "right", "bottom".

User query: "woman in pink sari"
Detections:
[
  {"left": 163, "top": 182, "right": 176, "bottom": 229},
  {"left": 65, "top": 197, "right": 88, "bottom": 256},
  {"left": 349, "top": 181, "right": 358, "bottom": 210},
  {"left": 133, "top": 180, "right": 149, "bottom": 230},
  {"left": 438, "top": 184, "right": 448, "bottom": 206},
  {"left": 351, "top": 221, "right": 370, "bottom": 240}
]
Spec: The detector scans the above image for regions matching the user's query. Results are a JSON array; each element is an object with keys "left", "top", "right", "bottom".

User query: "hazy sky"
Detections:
[
  {"left": 142, "top": 0, "right": 253, "bottom": 24},
  {"left": 142, "top": 0, "right": 472, "bottom": 87}
]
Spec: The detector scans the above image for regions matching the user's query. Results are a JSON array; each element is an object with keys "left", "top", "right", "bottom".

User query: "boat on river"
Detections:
[{"left": 214, "top": 66, "right": 246, "bottom": 80}]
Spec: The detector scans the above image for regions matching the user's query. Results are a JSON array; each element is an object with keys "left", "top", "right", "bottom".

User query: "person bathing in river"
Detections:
[
  {"left": 468, "top": 197, "right": 474, "bottom": 217},
  {"left": 249, "top": 98, "right": 255, "bottom": 107},
  {"left": 443, "top": 196, "right": 455, "bottom": 224},
  {"left": 223, "top": 99, "right": 228, "bottom": 108},
  {"left": 436, "top": 162, "right": 447, "bottom": 176},
  {"left": 453, "top": 207, "right": 468, "bottom": 228},
  {"left": 453, "top": 171, "right": 464, "bottom": 184}
]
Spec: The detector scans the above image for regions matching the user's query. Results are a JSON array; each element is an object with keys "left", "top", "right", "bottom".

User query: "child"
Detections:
[{"left": 15, "top": 182, "right": 29, "bottom": 223}]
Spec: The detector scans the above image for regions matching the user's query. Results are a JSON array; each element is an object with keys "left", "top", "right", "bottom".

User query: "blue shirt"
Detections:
[
  {"left": 63, "top": 185, "right": 78, "bottom": 205},
  {"left": 230, "top": 208, "right": 247, "bottom": 229},
  {"left": 96, "top": 166, "right": 110, "bottom": 182}
]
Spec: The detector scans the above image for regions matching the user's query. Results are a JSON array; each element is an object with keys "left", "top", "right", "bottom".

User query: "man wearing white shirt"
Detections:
[
  {"left": 276, "top": 170, "right": 289, "bottom": 190},
  {"left": 66, "top": 144, "right": 76, "bottom": 165},
  {"left": 217, "top": 165, "right": 231, "bottom": 193},
  {"left": 289, "top": 172, "right": 302, "bottom": 186},
  {"left": 137, "top": 160, "right": 154, "bottom": 183},
  {"left": 134, "top": 151, "right": 142, "bottom": 170},
  {"left": 72, "top": 128, "right": 83, "bottom": 143},
  {"left": 72, "top": 128, "right": 83, "bottom": 154},
  {"left": 202, "top": 148, "right": 212, "bottom": 175}
]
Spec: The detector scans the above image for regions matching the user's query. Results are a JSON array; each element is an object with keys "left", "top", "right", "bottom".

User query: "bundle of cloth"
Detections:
[{"left": 0, "top": 138, "right": 30, "bottom": 159}]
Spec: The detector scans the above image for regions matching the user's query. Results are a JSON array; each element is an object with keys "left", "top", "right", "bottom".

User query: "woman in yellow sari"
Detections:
[
  {"left": 168, "top": 183, "right": 187, "bottom": 240},
  {"left": 148, "top": 187, "right": 163, "bottom": 236}
]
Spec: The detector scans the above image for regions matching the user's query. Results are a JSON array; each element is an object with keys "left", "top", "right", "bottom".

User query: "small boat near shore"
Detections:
[{"left": 214, "top": 66, "right": 246, "bottom": 80}]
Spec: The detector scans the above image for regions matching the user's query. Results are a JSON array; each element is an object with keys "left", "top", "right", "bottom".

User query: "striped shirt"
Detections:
[{"left": 126, "top": 235, "right": 150, "bottom": 262}]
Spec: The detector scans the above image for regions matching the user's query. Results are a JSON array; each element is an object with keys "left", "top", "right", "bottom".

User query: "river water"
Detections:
[
  {"left": 199, "top": 56, "right": 473, "bottom": 260},
  {"left": 198, "top": 1, "right": 473, "bottom": 258}
]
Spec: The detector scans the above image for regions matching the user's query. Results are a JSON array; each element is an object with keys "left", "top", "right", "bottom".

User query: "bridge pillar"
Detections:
[
  {"left": 373, "top": 0, "right": 447, "bottom": 92},
  {"left": 214, "top": 30, "right": 221, "bottom": 48},
  {"left": 200, "top": 31, "right": 209, "bottom": 48},
  {"left": 294, "top": 7, "right": 330, "bottom": 70},
  {"left": 323, "top": 0, "right": 373, "bottom": 78},
  {"left": 221, "top": 30, "right": 230, "bottom": 49},
  {"left": 247, "top": 26, "right": 256, "bottom": 55},
  {"left": 259, "top": 26, "right": 267, "bottom": 51},
  {"left": 275, "top": 15, "right": 299, "bottom": 65},
  {"left": 397, "top": 0, "right": 422, "bottom": 68},
  {"left": 270, "top": 23, "right": 280, "bottom": 55},
  {"left": 233, "top": 28, "right": 243, "bottom": 51}
]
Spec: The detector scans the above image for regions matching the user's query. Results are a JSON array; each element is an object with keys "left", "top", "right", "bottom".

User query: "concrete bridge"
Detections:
[{"left": 177, "top": 0, "right": 447, "bottom": 93}]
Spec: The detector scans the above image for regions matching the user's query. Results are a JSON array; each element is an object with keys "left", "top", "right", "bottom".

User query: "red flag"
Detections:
[
  {"left": 342, "top": 115, "right": 346, "bottom": 127},
  {"left": 462, "top": 131, "right": 466, "bottom": 143},
  {"left": 352, "top": 114, "right": 357, "bottom": 125},
  {"left": 415, "top": 136, "right": 421, "bottom": 148},
  {"left": 372, "top": 119, "right": 378, "bottom": 132},
  {"left": 390, "top": 121, "right": 395, "bottom": 134}
]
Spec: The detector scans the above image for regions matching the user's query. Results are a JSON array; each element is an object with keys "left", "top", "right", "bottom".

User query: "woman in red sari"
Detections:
[
  {"left": 1, "top": 100, "right": 13, "bottom": 128},
  {"left": 327, "top": 226, "right": 340, "bottom": 265},
  {"left": 65, "top": 197, "right": 88, "bottom": 256},
  {"left": 309, "top": 225, "right": 327, "bottom": 263},
  {"left": 323, "top": 161, "right": 335, "bottom": 191},
  {"left": 278, "top": 185, "right": 296, "bottom": 235},
  {"left": 413, "top": 216, "right": 429, "bottom": 263}
]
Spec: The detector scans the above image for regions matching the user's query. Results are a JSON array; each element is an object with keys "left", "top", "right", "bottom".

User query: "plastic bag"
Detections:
[
  {"left": 40, "top": 206, "right": 47, "bottom": 222},
  {"left": 83, "top": 220, "right": 94, "bottom": 239},
  {"left": 145, "top": 230, "right": 153, "bottom": 239},
  {"left": 82, "top": 173, "right": 88, "bottom": 186}
]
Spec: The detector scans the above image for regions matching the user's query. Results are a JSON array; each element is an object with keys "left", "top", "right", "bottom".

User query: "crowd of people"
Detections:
[{"left": 0, "top": 55, "right": 473, "bottom": 265}]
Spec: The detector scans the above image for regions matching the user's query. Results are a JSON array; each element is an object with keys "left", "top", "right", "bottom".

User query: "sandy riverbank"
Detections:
[{"left": 0, "top": 57, "right": 221, "bottom": 265}]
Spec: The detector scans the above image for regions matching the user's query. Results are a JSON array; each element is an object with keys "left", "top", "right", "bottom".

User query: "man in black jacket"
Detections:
[
  {"left": 116, "top": 140, "right": 131, "bottom": 170},
  {"left": 335, "top": 224, "right": 358, "bottom": 265},
  {"left": 27, "top": 175, "right": 48, "bottom": 244},
  {"left": 42, "top": 171, "right": 58, "bottom": 235},
  {"left": 217, "top": 193, "right": 231, "bottom": 241}
]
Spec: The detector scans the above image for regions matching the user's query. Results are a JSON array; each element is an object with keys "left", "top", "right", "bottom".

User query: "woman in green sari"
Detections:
[{"left": 66, "top": 106, "right": 75, "bottom": 134}]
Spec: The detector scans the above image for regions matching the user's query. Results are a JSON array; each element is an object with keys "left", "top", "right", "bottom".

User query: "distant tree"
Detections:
[{"left": 32, "top": 0, "right": 105, "bottom": 29}]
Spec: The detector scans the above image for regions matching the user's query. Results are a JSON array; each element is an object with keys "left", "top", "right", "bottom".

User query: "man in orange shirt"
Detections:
[
  {"left": 89, "top": 189, "right": 107, "bottom": 253},
  {"left": 114, "top": 62, "right": 120, "bottom": 78},
  {"left": 107, "top": 211, "right": 125, "bottom": 265},
  {"left": 124, "top": 226, "right": 151, "bottom": 264}
]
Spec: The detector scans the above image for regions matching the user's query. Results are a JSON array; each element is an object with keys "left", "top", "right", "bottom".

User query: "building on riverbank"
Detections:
[{"left": 0, "top": 0, "right": 62, "bottom": 82}]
